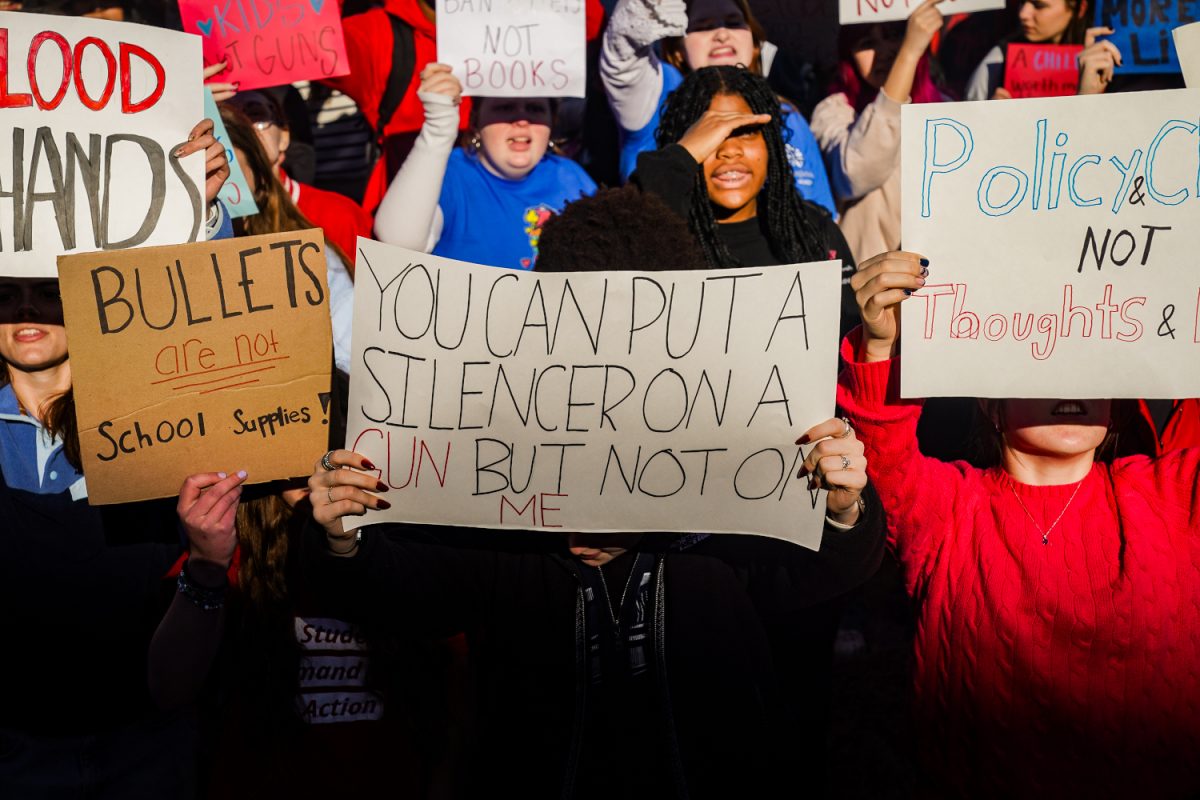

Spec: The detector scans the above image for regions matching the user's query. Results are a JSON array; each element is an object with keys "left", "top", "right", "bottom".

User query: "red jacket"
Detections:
[
  {"left": 1123, "top": 398, "right": 1200, "bottom": 456},
  {"left": 281, "top": 171, "right": 372, "bottom": 266},
  {"left": 838, "top": 330, "right": 1200, "bottom": 798}
]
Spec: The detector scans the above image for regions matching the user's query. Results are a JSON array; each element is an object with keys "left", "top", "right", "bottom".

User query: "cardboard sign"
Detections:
[
  {"left": 205, "top": 88, "right": 259, "bottom": 219},
  {"left": 900, "top": 89, "right": 1200, "bottom": 399},
  {"left": 1176, "top": 21, "right": 1200, "bottom": 86},
  {"left": 1098, "top": 0, "right": 1200, "bottom": 74},
  {"left": 0, "top": 12, "right": 204, "bottom": 278},
  {"left": 178, "top": 0, "right": 350, "bottom": 91},
  {"left": 344, "top": 241, "right": 843, "bottom": 549},
  {"left": 1004, "top": 43, "right": 1083, "bottom": 98},
  {"left": 57, "top": 230, "right": 333, "bottom": 504},
  {"left": 838, "top": 0, "right": 1002, "bottom": 25},
  {"left": 437, "top": 0, "right": 586, "bottom": 98}
]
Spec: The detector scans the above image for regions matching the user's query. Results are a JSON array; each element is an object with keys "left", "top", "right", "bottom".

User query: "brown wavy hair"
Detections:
[{"left": 219, "top": 105, "right": 351, "bottom": 268}]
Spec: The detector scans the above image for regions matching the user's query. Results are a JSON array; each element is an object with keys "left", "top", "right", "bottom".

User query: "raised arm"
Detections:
[
  {"left": 600, "top": 0, "right": 687, "bottom": 132},
  {"left": 148, "top": 471, "right": 245, "bottom": 710},
  {"left": 373, "top": 64, "right": 461, "bottom": 252},
  {"left": 812, "top": 0, "right": 941, "bottom": 201},
  {"left": 840, "top": 252, "right": 975, "bottom": 579}
]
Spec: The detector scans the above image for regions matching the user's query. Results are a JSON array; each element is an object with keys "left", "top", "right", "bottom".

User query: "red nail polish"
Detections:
[
  {"left": 376, "top": 481, "right": 388, "bottom": 492},
  {"left": 362, "top": 459, "right": 376, "bottom": 470},
  {"left": 377, "top": 499, "right": 392, "bottom": 510},
  {"left": 796, "top": 434, "right": 810, "bottom": 444}
]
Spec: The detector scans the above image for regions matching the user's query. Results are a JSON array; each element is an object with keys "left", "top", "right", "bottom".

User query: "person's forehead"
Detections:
[
  {"left": 688, "top": 0, "right": 744, "bottom": 21},
  {"left": 708, "top": 93, "right": 752, "bottom": 113}
]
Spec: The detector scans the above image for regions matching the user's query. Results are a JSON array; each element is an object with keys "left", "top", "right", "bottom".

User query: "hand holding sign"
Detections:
[
  {"left": 175, "top": 118, "right": 231, "bottom": 207},
  {"left": 177, "top": 470, "right": 248, "bottom": 567},
  {"left": 796, "top": 418, "right": 868, "bottom": 526},
  {"left": 1078, "top": 27, "right": 1122, "bottom": 95},
  {"left": 851, "top": 251, "right": 928, "bottom": 363},
  {"left": 203, "top": 60, "right": 238, "bottom": 103},
  {"left": 309, "top": 449, "right": 390, "bottom": 543}
]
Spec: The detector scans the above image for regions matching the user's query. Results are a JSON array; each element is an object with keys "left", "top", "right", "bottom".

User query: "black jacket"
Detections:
[
  {"left": 0, "top": 469, "right": 181, "bottom": 735},
  {"left": 309, "top": 495, "right": 884, "bottom": 799}
]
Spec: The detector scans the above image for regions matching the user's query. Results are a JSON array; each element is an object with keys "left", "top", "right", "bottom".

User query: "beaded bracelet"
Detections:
[{"left": 177, "top": 561, "right": 227, "bottom": 612}]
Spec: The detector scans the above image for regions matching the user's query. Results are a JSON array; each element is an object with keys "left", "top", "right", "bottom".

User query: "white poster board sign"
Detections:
[
  {"left": 1175, "top": 22, "right": 1200, "bottom": 87},
  {"left": 900, "top": 89, "right": 1200, "bottom": 398},
  {"left": 436, "top": 0, "right": 585, "bottom": 98},
  {"left": 345, "top": 240, "right": 842, "bottom": 549},
  {"left": 839, "top": 0, "right": 1002, "bottom": 25},
  {"left": 0, "top": 12, "right": 204, "bottom": 277}
]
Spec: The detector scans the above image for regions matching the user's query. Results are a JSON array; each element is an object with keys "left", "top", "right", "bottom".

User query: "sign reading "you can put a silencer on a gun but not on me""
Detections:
[{"left": 57, "top": 230, "right": 334, "bottom": 505}]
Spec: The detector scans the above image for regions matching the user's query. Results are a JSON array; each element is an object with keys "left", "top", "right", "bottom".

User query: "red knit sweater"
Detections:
[{"left": 837, "top": 333, "right": 1200, "bottom": 798}]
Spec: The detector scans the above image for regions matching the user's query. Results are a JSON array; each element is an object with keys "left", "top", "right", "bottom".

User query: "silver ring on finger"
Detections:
[
  {"left": 838, "top": 417, "right": 853, "bottom": 439},
  {"left": 327, "top": 487, "right": 336, "bottom": 505},
  {"left": 320, "top": 450, "right": 337, "bottom": 471},
  {"left": 840, "top": 455, "right": 852, "bottom": 471}
]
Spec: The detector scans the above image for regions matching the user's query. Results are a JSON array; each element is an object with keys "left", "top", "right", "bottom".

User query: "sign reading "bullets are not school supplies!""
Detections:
[
  {"left": 57, "top": 230, "right": 333, "bottom": 505},
  {"left": 900, "top": 89, "right": 1200, "bottom": 399},
  {"left": 344, "top": 240, "right": 843, "bottom": 549},
  {"left": 0, "top": 12, "right": 204, "bottom": 278}
]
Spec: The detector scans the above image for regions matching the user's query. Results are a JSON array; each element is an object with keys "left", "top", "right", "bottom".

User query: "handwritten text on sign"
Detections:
[
  {"left": 900, "top": 89, "right": 1200, "bottom": 398},
  {"left": 0, "top": 12, "right": 203, "bottom": 278},
  {"left": 437, "top": 0, "right": 586, "bottom": 98},
  {"left": 838, "top": 0, "right": 1002, "bottom": 25},
  {"left": 205, "top": 88, "right": 258, "bottom": 219},
  {"left": 1098, "top": 0, "right": 1200, "bottom": 74},
  {"left": 57, "top": 230, "right": 333, "bottom": 505},
  {"left": 1004, "top": 43, "right": 1083, "bottom": 98},
  {"left": 345, "top": 241, "right": 841, "bottom": 548},
  {"left": 177, "top": 0, "right": 350, "bottom": 91}
]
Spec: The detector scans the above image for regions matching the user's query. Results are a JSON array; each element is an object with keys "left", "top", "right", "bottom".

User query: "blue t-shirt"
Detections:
[
  {"left": 433, "top": 149, "right": 598, "bottom": 270},
  {"left": 619, "top": 63, "right": 836, "bottom": 216}
]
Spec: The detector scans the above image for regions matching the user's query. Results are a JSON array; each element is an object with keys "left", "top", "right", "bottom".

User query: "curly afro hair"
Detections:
[{"left": 536, "top": 185, "right": 706, "bottom": 273}]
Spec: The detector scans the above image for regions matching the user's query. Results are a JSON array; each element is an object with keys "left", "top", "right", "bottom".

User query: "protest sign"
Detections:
[
  {"left": 0, "top": 12, "right": 203, "bottom": 278},
  {"left": 205, "top": 88, "right": 259, "bottom": 219},
  {"left": 177, "top": 0, "right": 350, "bottom": 91},
  {"left": 838, "top": 0, "right": 1002, "bottom": 25},
  {"left": 1097, "top": 0, "right": 1199, "bottom": 74},
  {"left": 1176, "top": 21, "right": 1200, "bottom": 86},
  {"left": 436, "top": 0, "right": 586, "bottom": 98},
  {"left": 1004, "top": 43, "right": 1083, "bottom": 98},
  {"left": 344, "top": 241, "right": 842, "bottom": 549},
  {"left": 57, "top": 230, "right": 333, "bottom": 504},
  {"left": 900, "top": 89, "right": 1200, "bottom": 399}
]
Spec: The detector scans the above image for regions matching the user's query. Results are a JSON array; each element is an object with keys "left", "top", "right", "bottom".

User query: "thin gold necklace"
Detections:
[{"left": 1007, "top": 475, "right": 1087, "bottom": 545}]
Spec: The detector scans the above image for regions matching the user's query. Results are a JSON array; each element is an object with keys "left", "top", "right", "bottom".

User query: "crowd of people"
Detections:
[{"left": 1, "top": 0, "right": 1198, "bottom": 798}]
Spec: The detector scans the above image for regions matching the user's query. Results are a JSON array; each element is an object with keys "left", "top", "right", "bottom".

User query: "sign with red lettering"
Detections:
[
  {"left": 57, "top": 230, "right": 333, "bottom": 505},
  {"left": 344, "top": 240, "right": 843, "bottom": 549},
  {"left": 0, "top": 12, "right": 204, "bottom": 278},
  {"left": 900, "top": 90, "right": 1200, "bottom": 398},
  {"left": 437, "top": 0, "right": 585, "bottom": 98},
  {"left": 838, "top": 0, "right": 1002, "bottom": 25},
  {"left": 1004, "top": 43, "right": 1082, "bottom": 98},
  {"left": 177, "top": 0, "right": 350, "bottom": 92}
]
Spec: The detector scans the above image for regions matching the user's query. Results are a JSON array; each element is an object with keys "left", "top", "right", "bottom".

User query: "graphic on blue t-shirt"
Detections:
[
  {"left": 433, "top": 150, "right": 597, "bottom": 270},
  {"left": 521, "top": 204, "right": 555, "bottom": 269}
]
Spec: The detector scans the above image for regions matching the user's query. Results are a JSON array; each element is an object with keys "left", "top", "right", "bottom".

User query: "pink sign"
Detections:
[
  {"left": 178, "top": 0, "right": 349, "bottom": 91},
  {"left": 1004, "top": 43, "right": 1083, "bottom": 99}
]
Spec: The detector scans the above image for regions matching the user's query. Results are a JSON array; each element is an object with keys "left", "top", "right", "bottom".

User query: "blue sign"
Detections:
[
  {"left": 204, "top": 88, "right": 260, "bottom": 219},
  {"left": 1098, "top": 0, "right": 1200, "bottom": 73}
]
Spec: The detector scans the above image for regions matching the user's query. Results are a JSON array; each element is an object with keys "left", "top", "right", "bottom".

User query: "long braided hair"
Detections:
[{"left": 655, "top": 66, "right": 828, "bottom": 268}]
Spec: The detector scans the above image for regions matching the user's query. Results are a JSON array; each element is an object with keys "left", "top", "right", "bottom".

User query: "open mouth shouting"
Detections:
[
  {"left": 710, "top": 163, "right": 753, "bottom": 190},
  {"left": 1050, "top": 400, "right": 1088, "bottom": 417}
]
